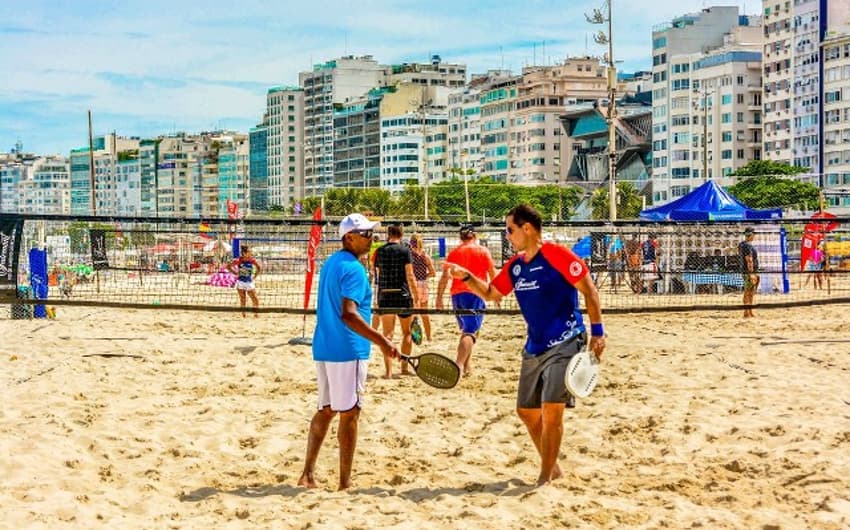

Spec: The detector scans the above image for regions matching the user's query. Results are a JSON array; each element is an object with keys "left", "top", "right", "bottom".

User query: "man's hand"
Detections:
[
  {"left": 379, "top": 338, "right": 400, "bottom": 360},
  {"left": 442, "top": 261, "right": 471, "bottom": 280},
  {"left": 435, "top": 298, "right": 444, "bottom": 310},
  {"left": 589, "top": 335, "right": 605, "bottom": 361}
]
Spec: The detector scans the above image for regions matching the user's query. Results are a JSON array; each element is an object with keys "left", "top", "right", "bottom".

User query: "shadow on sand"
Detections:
[{"left": 179, "top": 477, "right": 534, "bottom": 502}]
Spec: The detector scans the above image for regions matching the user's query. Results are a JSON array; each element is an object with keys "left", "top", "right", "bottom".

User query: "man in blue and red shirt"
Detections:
[{"left": 443, "top": 203, "right": 606, "bottom": 486}]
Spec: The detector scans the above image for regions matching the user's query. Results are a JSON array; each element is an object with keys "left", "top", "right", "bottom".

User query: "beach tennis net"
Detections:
[{"left": 2, "top": 213, "right": 850, "bottom": 318}]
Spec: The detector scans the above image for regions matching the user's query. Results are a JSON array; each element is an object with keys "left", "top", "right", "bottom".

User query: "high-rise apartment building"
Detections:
[
  {"left": 762, "top": 0, "right": 820, "bottom": 169},
  {"left": 69, "top": 134, "right": 139, "bottom": 215},
  {"left": 248, "top": 124, "right": 269, "bottom": 211},
  {"left": 822, "top": 9, "right": 850, "bottom": 208},
  {"left": 476, "top": 58, "right": 611, "bottom": 184},
  {"left": 333, "top": 88, "right": 386, "bottom": 189},
  {"left": 3, "top": 155, "right": 70, "bottom": 214},
  {"left": 651, "top": 7, "right": 762, "bottom": 202},
  {"left": 115, "top": 155, "right": 141, "bottom": 216},
  {"left": 265, "top": 86, "right": 304, "bottom": 208},
  {"left": 447, "top": 82, "right": 486, "bottom": 177},
  {"left": 378, "top": 84, "right": 448, "bottom": 193},
  {"left": 217, "top": 135, "right": 249, "bottom": 217},
  {"left": 299, "top": 56, "right": 386, "bottom": 197}
]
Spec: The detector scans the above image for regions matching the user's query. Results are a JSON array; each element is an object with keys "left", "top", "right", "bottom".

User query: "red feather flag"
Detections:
[{"left": 303, "top": 207, "right": 323, "bottom": 312}]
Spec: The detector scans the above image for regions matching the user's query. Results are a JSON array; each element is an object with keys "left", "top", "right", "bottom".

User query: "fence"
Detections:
[{"left": 3, "top": 212, "right": 850, "bottom": 319}]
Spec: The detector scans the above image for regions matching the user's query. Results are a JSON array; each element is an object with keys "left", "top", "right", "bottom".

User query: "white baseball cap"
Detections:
[{"left": 338, "top": 213, "right": 380, "bottom": 238}]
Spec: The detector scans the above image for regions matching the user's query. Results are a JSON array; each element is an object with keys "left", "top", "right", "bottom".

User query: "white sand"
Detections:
[{"left": 2, "top": 305, "right": 850, "bottom": 529}]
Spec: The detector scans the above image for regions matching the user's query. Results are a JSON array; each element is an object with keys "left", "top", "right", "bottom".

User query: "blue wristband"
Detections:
[{"left": 590, "top": 323, "right": 604, "bottom": 337}]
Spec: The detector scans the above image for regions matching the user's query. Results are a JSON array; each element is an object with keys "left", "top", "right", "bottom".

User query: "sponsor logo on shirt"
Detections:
[
  {"left": 569, "top": 261, "right": 583, "bottom": 277},
  {"left": 546, "top": 320, "right": 581, "bottom": 348},
  {"left": 514, "top": 278, "right": 539, "bottom": 292},
  {"left": 512, "top": 263, "right": 522, "bottom": 276},
  {"left": 530, "top": 266, "right": 543, "bottom": 272}
]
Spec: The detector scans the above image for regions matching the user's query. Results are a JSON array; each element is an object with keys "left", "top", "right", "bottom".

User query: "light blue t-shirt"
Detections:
[{"left": 312, "top": 250, "right": 372, "bottom": 362}]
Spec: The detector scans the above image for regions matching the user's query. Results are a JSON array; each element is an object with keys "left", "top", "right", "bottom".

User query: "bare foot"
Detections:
[
  {"left": 298, "top": 472, "right": 319, "bottom": 488},
  {"left": 536, "top": 464, "right": 563, "bottom": 486},
  {"left": 382, "top": 373, "right": 393, "bottom": 379}
]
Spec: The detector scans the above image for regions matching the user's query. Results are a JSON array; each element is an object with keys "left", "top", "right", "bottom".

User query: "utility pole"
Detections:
[
  {"left": 587, "top": 0, "right": 617, "bottom": 220},
  {"left": 421, "top": 86, "right": 430, "bottom": 220},
  {"left": 88, "top": 110, "right": 97, "bottom": 215}
]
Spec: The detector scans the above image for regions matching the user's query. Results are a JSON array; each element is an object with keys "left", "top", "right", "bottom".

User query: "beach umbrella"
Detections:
[{"left": 804, "top": 211, "right": 839, "bottom": 235}]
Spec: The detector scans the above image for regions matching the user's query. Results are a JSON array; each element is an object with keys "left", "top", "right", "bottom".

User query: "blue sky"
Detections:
[{"left": 1, "top": 0, "right": 751, "bottom": 155}]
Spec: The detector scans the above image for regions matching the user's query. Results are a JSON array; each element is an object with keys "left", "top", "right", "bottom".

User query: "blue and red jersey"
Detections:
[
  {"left": 232, "top": 256, "right": 258, "bottom": 282},
  {"left": 491, "top": 242, "right": 589, "bottom": 356}
]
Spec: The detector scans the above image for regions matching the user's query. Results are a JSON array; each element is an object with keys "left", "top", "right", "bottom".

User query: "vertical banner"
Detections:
[
  {"left": 90, "top": 229, "right": 110, "bottom": 270},
  {"left": 800, "top": 232, "right": 820, "bottom": 272},
  {"left": 29, "top": 248, "right": 48, "bottom": 318},
  {"left": 0, "top": 215, "right": 24, "bottom": 289},
  {"left": 303, "top": 207, "right": 323, "bottom": 311}
]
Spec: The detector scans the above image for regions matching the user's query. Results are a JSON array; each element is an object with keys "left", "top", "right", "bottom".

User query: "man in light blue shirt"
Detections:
[{"left": 298, "top": 213, "right": 400, "bottom": 491}]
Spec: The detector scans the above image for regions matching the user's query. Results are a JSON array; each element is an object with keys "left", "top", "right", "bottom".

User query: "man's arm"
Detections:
[
  {"left": 341, "top": 298, "right": 399, "bottom": 359},
  {"left": 574, "top": 275, "right": 605, "bottom": 360},
  {"left": 443, "top": 263, "right": 503, "bottom": 303},
  {"left": 405, "top": 263, "right": 419, "bottom": 305},
  {"left": 435, "top": 269, "right": 450, "bottom": 310},
  {"left": 253, "top": 260, "right": 261, "bottom": 279}
]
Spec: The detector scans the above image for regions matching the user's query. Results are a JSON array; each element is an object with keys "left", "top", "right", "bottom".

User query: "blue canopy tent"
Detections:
[
  {"left": 572, "top": 235, "right": 592, "bottom": 259},
  {"left": 639, "top": 180, "right": 782, "bottom": 221}
]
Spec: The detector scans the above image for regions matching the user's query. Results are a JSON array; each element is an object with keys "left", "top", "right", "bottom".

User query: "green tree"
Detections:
[
  {"left": 728, "top": 159, "right": 819, "bottom": 210},
  {"left": 590, "top": 182, "right": 644, "bottom": 220},
  {"left": 730, "top": 160, "right": 808, "bottom": 176},
  {"left": 727, "top": 176, "right": 820, "bottom": 210}
]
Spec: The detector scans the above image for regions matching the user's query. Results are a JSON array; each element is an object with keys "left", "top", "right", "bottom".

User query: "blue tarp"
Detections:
[{"left": 639, "top": 180, "right": 782, "bottom": 221}]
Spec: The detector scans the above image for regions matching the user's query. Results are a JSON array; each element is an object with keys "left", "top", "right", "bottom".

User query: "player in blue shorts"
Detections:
[{"left": 443, "top": 203, "right": 606, "bottom": 486}]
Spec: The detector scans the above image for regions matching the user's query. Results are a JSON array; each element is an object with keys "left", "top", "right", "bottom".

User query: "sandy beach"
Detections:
[{"left": 2, "top": 304, "right": 850, "bottom": 529}]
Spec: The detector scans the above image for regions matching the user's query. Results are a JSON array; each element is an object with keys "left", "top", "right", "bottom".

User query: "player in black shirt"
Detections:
[{"left": 374, "top": 224, "right": 419, "bottom": 378}]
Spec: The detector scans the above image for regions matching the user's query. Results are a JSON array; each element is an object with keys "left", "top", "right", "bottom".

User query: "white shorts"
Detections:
[
  {"left": 235, "top": 280, "right": 256, "bottom": 291},
  {"left": 316, "top": 360, "right": 368, "bottom": 412}
]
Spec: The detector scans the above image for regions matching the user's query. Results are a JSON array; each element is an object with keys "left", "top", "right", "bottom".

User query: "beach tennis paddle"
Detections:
[
  {"left": 400, "top": 352, "right": 460, "bottom": 389},
  {"left": 565, "top": 348, "right": 600, "bottom": 398}
]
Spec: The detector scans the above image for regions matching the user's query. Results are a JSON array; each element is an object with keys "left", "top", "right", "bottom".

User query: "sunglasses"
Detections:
[
  {"left": 505, "top": 223, "right": 525, "bottom": 235},
  {"left": 350, "top": 229, "right": 373, "bottom": 239}
]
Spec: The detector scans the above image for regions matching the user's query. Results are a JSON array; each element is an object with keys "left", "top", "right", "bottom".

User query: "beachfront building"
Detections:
[
  {"left": 216, "top": 135, "right": 249, "bottom": 217},
  {"left": 69, "top": 134, "right": 140, "bottom": 215},
  {"left": 447, "top": 80, "right": 489, "bottom": 178},
  {"left": 651, "top": 6, "right": 762, "bottom": 203},
  {"left": 138, "top": 139, "right": 158, "bottom": 216},
  {"left": 384, "top": 56, "right": 467, "bottom": 108},
  {"left": 248, "top": 124, "right": 269, "bottom": 212},
  {"left": 14, "top": 156, "right": 70, "bottom": 215},
  {"left": 378, "top": 84, "right": 448, "bottom": 194},
  {"left": 0, "top": 158, "right": 29, "bottom": 213},
  {"left": 299, "top": 56, "right": 386, "bottom": 197},
  {"left": 265, "top": 86, "right": 304, "bottom": 208},
  {"left": 115, "top": 154, "right": 141, "bottom": 216},
  {"left": 333, "top": 88, "right": 387, "bottom": 189},
  {"left": 822, "top": 17, "right": 850, "bottom": 208}
]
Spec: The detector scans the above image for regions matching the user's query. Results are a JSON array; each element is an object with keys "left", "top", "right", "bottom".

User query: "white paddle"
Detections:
[{"left": 565, "top": 348, "right": 600, "bottom": 398}]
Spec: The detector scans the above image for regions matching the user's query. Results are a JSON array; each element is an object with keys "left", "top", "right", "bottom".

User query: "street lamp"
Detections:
[{"left": 586, "top": 0, "right": 617, "bottom": 221}]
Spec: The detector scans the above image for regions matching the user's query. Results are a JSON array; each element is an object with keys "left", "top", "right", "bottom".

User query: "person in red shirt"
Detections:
[
  {"left": 436, "top": 225, "right": 497, "bottom": 376},
  {"left": 442, "top": 204, "right": 605, "bottom": 486}
]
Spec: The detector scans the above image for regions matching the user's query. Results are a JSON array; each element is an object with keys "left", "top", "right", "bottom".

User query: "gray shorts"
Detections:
[{"left": 517, "top": 334, "right": 586, "bottom": 409}]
